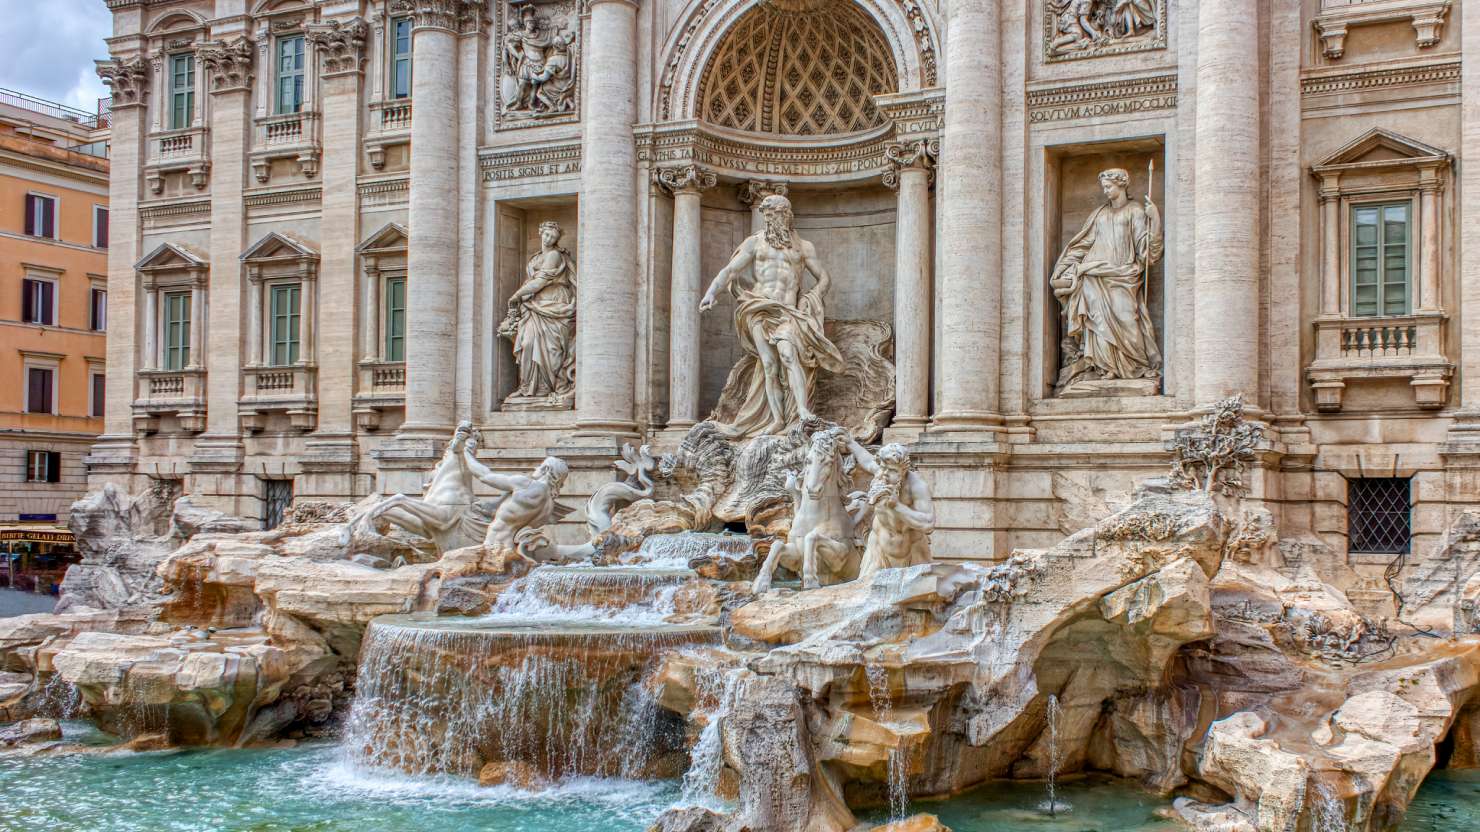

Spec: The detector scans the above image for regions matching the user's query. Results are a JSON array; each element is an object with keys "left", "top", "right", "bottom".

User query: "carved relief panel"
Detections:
[
  {"left": 495, "top": 0, "right": 580, "bottom": 130},
  {"left": 1044, "top": 0, "right": 1167, "bottom": 63}
]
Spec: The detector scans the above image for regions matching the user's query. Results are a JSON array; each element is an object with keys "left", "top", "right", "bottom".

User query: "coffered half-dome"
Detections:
[{"left": 697, "top": 2, "right": 898, "bottom": 137}]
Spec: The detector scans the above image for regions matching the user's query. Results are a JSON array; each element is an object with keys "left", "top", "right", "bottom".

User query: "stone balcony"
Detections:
[
  {"left": 352, "top": 361, "right": 405, "bottom": 431},
  {"left": 250, "top": 111, "right": 321, "bottom": 183},
  {"left": 145, "top": 126, "right": 210, "bottom": 194},
  {"left": 239, "top": 364, "right": 318, "bottom": 432},
  {"left": 365, "top": 99, "right": 411, "bottom": 170},
  {"left": 133, "top": 368, "right": 207, "bottom": 434},
  {"left": 1306, "top": 312, "right": 1452, "bottom": 411}
]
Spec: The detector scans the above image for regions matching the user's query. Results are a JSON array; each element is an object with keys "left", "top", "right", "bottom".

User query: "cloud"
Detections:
[{"left": 0, "top": 0, "right": 111, "bottom": 114}]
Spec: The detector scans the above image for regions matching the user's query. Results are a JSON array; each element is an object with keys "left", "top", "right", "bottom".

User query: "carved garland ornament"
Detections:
[
  {"left": 97, "top": 57, "right": 150, "bottom": 107},
  {"left": 197, "top": 37, "right": 256, "bottom": 92}
]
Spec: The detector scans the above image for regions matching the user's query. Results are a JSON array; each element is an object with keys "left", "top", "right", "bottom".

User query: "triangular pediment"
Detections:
[
  {"left": 1314, "top": 128, "right": 1449, "bottom": 170},
  {"left": 240, "top": 231, "right": 318, "bottom": 262},
  {"left": 134, "top": 241, "right": 207, "bottom": 271},
  {"left": 356, "top": 222, "right": 408, "bottom": 254}
]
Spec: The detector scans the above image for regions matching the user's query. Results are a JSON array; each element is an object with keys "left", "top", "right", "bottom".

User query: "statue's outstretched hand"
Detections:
[{"left": 699, "top": 291, "right": 717, "bottom": 312}]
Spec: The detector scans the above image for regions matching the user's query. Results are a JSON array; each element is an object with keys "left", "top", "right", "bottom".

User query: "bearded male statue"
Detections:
[
  {"left": 845, "top": 436, "right": 934, "bottom": 579},
  {"left": 701, "top": 194, "right": 845, "bottom": 438}
]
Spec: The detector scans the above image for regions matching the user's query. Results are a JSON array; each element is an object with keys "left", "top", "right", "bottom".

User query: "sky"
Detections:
[{"left": 0, "top": 0, "right": 112, "bottom": 114}]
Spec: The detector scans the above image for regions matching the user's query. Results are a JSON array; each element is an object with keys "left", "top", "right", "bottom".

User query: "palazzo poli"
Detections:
[{"left": 91, "top": 0, "right": 1478, "bottom": 595}]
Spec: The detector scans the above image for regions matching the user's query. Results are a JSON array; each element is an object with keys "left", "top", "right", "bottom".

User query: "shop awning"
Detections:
[{"left": 0, "top": 525, "right": 74, "bottom": 544}]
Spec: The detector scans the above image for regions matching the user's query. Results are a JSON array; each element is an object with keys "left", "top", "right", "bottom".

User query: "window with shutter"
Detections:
[
  {"left": 94, "top": 206, "right": 109, "bottom": 248},
  {"left": 23, "top": 194, "right": 35, "bottom": 235},
  {"left": 26, "top": 367, "right": 54, "bottom": 414},
  {"left": 91, "top": 288, "right": 107, "bottom": 331},
  {"left": 47, "top": 452, "right": 61, "bottom": 483},
  {"left": 164, "top": 292, "right": 192, "bottom": 370},
  {"left": 26, "top": 194, "right": 57, "bottom": 239},
  {"left": 23, "top": 279, "right": 56, "bottom": 326},
  {"left": 25, "top": 451, "right": 47, "bottom": 483},
  {"left": 91, "top": 373, "right": 105, "bottom": 418}
]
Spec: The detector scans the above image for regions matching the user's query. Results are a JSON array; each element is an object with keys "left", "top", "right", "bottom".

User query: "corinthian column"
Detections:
[
  {"left": 656, "top": 165, "right": 717, "bottom": 429},
  {"left": 399, "top": 0, "right": 461, "bottom": 440},
  {"left": 91, "top": 57, "right": 148, "bottom": 463},
  {"left": 931, "top": 0, "right": 1002, "bottom": 433},
  {"left": 884, "top": 140, "right": 934, "bottom": 431},
  {"left": 1194, "top": 1, "right": 1260, "bottom": 404},
  {"left": 574, "top": 0, "right": 640, "bottom": 436}
]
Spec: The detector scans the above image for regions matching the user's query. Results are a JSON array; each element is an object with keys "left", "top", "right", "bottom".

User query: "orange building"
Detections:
[{"left": 0, "top": 90, "right": 110, "bottom": 524}]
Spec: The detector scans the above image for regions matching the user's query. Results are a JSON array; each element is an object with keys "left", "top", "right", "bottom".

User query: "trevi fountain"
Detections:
[
  {"left": 3, "top": 192, "right": 1480, "bottom": 830},
  {"left": 9, "top": 0, "right": 1480, "bottom": 828}
]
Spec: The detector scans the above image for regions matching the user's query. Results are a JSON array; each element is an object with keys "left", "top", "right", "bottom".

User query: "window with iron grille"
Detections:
[
  {"left": 264, "top": 479, "right": 293, "bottom": 530},
  {"left": 1348, "top": 477, "right": 1412, "bottom": 555}
]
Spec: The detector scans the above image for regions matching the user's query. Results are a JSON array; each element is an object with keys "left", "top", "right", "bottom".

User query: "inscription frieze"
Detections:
[{"left": 1027, "top": 74, "right": 1176, "bottom": 125}]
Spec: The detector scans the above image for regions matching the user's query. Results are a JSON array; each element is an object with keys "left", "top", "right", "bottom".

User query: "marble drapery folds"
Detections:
[
  {"left": 1051, "top": 168, "right": 1163, "bottom": 395},
  {"left": 499, "top": 222, "right": 577, "bottom": 407}
]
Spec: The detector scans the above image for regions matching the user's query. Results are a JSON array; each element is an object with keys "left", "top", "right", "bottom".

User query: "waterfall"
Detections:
[
  {"left": 635, "top": 533, "right": 754, "bottom": 569},
  {"left": 1044, "top": 693, "right": 1063, "bottom": 817},
  {"left": 680, "top": 666, "right": 743, "bottom": 807},
  {"left": 38, "top": 673, "right": 82, "bottom": 719},
  {"left": 865, "top": 664, "right": 909, "bottom": 821},
  {"left": 1312, "top": 779, "right": 1348, "bottom": 832},
  {"left": 485, "top": 565, "right": 691, "bottom": 625},
  {"left": 343, "top": 615, "right": 718, "bottom": 781}
]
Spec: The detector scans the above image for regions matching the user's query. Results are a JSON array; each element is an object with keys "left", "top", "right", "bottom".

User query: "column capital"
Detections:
[
  {"left": 307, "top": 17, "right": 369, "bottom": 77},
  {"left": 882, "top": 138, "right": 938, "bottom": 190},
  {"left": 737, "top": 179, "right": 788, "bottom": 206},
  {"left": 197, "top": 37, "right": 256, "bottom": 94},
  {"left": 413, "top": 0, "right": 466, "bottom": 33},
  {"left": 96, "top": 56, "right": 150, "bottom": 109},
  {"left": 654, "top": 164, "right": 718, "bottom": 195}
]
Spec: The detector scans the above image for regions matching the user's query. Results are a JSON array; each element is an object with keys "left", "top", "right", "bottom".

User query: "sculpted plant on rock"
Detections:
[{"left": 1169, "top": 395, "right": 1262, "bottom": 496}]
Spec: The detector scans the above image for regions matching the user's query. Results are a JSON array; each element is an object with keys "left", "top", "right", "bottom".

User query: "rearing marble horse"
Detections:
[
  {"left": 341, "top": 421, "right": 482, "bottom": 555},
  {"left": 752, "top": 425, "right": 859, "bottom": 593}
]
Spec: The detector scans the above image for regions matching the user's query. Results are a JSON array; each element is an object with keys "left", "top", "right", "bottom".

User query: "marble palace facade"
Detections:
[{"left": 91, "top": 0, "right": 1480, "bottom": 593}]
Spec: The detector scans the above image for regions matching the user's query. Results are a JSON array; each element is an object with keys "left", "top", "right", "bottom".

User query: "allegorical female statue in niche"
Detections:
[
  {"left": 1050, "top": 167, "right": 1162, "bottom": 396},
  {"left": 498, "top": 220, "right": 576, "bottom": 408}
]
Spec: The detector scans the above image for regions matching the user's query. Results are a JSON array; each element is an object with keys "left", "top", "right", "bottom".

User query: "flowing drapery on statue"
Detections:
[
  {"left": 1050, "top": 167, "right": 1163, "bottom": 395},
  {"left": 499, "top": 220, "right": 576, "bottom": 408},
  {"left": 703, "top": 194, "right": 845, "bottom": 438}
]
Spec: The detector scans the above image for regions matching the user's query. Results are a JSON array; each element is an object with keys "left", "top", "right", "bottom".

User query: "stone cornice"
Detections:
[
  {"left": 1300, "top": 57, "right": 1460, "bottom": 98},
  {"left": 636, "top": 121, "right": 893, "bottom": 184},
  {"left": 1026, "top": 73, "right": 1177, "bottom": 125},
  {"left": 478, "top": 140, "right": 583, "bottom": 183}
]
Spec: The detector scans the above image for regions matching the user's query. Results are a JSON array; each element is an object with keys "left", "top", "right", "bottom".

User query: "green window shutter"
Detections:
[
  {"left": 1350, "top": 202, "right": 1411, "bottom": 317},
  {"left": 170, "top": 54, "right": 194, "bottom": 130},
  {"left": 164, "top": 292, "right": 191, "bottom": 370},
  {"left": 270, "top": 284, "right": 302, "bottom": 366},
  {"left": 276, "top": 36, "right": 306, "bottom": 114},
  {"left": 392, "top": 18, "right": 413, "bottom": 99},
  {"left": 385, "top": 277, "right": 406, "bottom": 362}
]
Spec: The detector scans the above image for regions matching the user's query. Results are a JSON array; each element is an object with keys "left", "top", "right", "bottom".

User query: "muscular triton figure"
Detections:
[
  {"left": 700, "top": 194, "right": 845, "bottom": 438},
  {"left": 466, "top": 453, "right": 571, "bottom": 556}
]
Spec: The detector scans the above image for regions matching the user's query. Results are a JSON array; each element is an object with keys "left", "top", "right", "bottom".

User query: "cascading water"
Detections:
[
  {"left": 680, "top": 665, "right": 743, "bottom": 808},
  {"left": 865, "top": 664, "right": 910, "bottom": 821},
  {"left": 38, "top": 673, "right": 82, "bottom": 719},
  {"left": 344, "top": 615, "right": 717, "bottom": 779},
  {"left": 633, "top": 532, "right": 754, "bottom": 569},
  {"left": 1312, "top": 779, "right": 1349, "bottom": 832},
  {"left": 342, "top": 553, "right": 723, "bottom": 786},
  {"left": 1043, "top": 693, "right": 1064, "bottom": 817}
]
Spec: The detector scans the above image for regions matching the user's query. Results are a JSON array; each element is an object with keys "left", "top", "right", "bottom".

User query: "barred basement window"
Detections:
[
  {"left": 264, "top": 479, "right": 293, "bottom": 531},
  {"left": 1348, "top": 477, "right": 1412, "bottom": 555}
]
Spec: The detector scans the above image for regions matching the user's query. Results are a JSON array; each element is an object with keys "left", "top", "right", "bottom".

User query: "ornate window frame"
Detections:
[
  {"left": 240, "top": 232, "right": 320, "bottom": 432},
  {"left": 353, "top": 222, "right": 408, "bottom": 430},
  {"left": 132, "top": 242, "right": 210, "bottom": 434},
  {"left": 143, "top": 12, "right": 211, "bottom": 194},
  {"left": 1307, "top": 128, "right": 1452, "bottom": 412}
]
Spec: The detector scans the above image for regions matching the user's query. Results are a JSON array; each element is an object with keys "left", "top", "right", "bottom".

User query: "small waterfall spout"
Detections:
[
  {"left": 634, "top": 532, "right": 754, "bottom": 569},
  {"left": 865, "top": 664, "right": 910, "bottom": 821},
  {"left": 486, "top": 565, "right": 696, "bottom": 625},
  {"left": 680, "top": 665, "right": 743, "bottom": 807}
]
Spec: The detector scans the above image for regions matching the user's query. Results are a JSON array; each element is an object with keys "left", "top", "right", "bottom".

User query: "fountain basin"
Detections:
[{"left": 346, "top": 614, "right": 720, "bottom": 780}]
